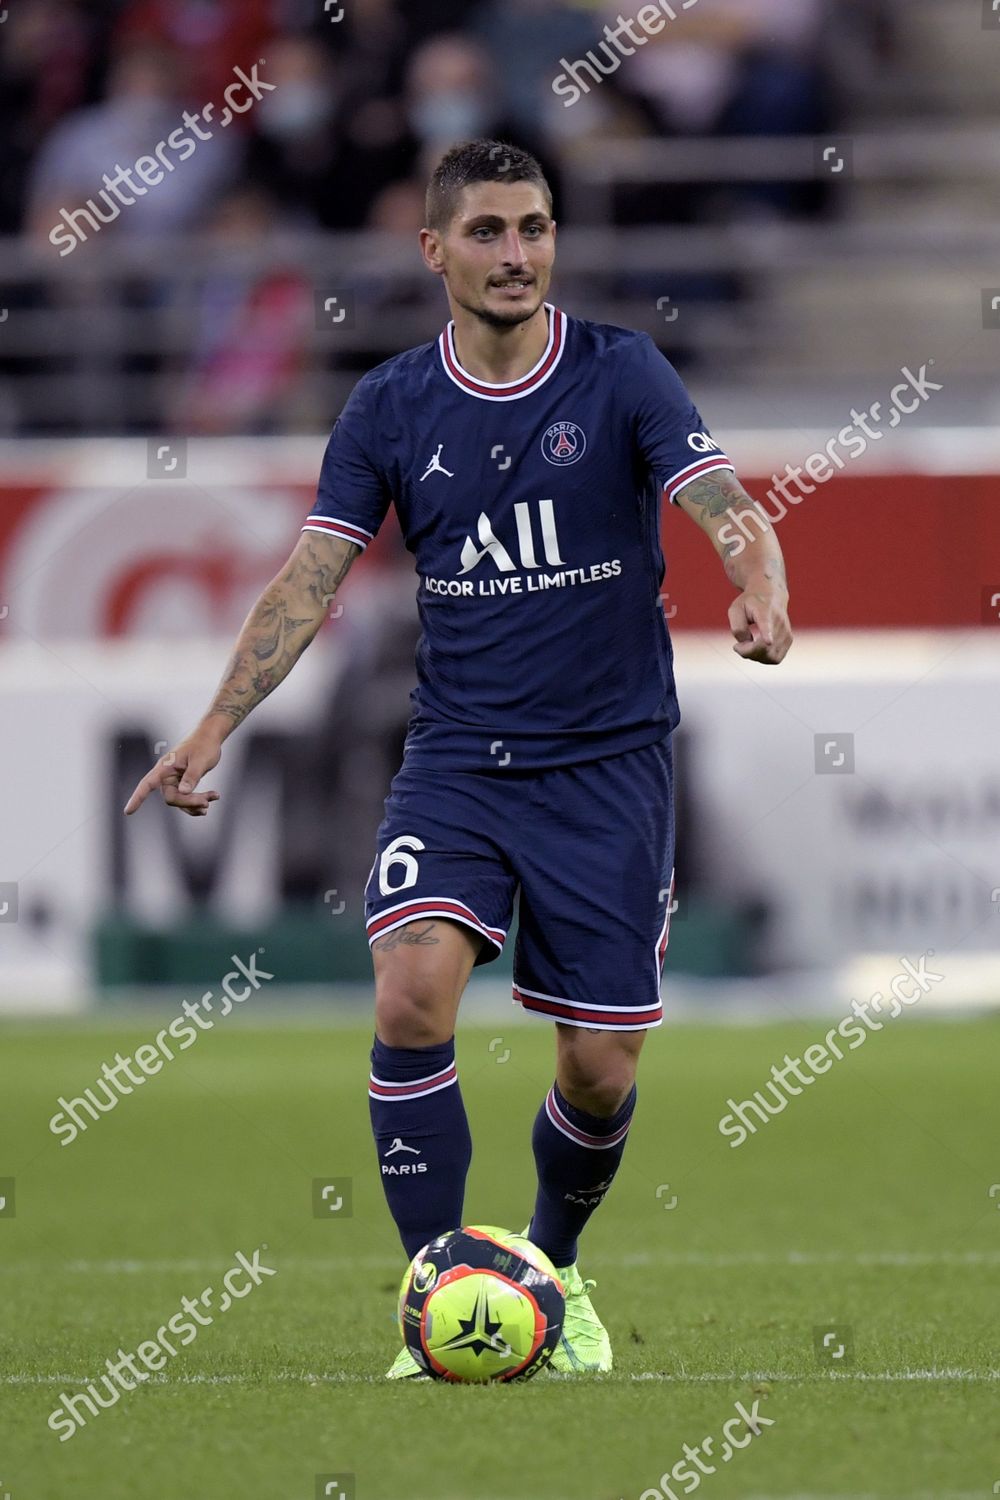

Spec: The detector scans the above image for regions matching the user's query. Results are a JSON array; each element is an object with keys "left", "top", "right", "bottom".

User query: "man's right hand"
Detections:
[
  {"left": 124, "top": 728, "right": 224, "bottom": 817},
  {"left": 121, "top": 533, "right": 361, "bottom": 819}
]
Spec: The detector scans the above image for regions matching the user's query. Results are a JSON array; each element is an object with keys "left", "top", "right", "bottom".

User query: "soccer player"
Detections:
[{"left": 125, "top": 140, "right": 792, "bottom": 1378}]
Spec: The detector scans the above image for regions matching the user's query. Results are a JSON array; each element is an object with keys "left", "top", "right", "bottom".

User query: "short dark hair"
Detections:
[{"left": 425, "top": 139, "right": 553, "bottom": 232}]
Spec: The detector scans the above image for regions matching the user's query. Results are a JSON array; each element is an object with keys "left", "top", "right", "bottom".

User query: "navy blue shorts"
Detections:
[{"left": 364, "top": 737, "right": 676, "bottom": 1031}]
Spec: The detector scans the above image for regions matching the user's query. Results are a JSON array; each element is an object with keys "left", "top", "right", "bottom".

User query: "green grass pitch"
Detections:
[{"left": 2, "top": 1012, "right": 998, "bottom": 1500}]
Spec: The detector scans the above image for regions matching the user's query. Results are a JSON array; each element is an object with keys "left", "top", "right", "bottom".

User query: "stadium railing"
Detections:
[{"left": 0, "top": 232, "right": 996, "bottom": 434}]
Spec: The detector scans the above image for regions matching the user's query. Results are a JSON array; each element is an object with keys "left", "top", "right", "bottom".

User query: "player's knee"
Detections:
[
  {"left": 557, "top": 1027, "right": 641, "bottom": 1116},
  {"left": 374, "top": 988, "right": 453, "bottom": 1048},
  {"left": 558, "top": 1061, "right": 636, "bottom": 1118}
]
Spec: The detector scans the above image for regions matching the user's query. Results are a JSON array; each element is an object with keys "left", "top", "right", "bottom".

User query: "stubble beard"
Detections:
[{"left": 452, "top": 285, "right": 547, "bottom": 331}]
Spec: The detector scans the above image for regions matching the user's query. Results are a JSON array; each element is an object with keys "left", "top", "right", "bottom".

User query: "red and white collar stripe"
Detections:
[{"left": 438, "top": 303, "right": 567, "bottom": 402}]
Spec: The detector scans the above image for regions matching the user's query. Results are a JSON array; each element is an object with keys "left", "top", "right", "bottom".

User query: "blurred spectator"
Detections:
[
  {"left": 0, "top": 0, "right": 99, "bottom": 233},
  {"left": 357, "top": 178, "right": 438, "bottom": 323},
  {"left": 167, "top": 186, "right": 313, "bottom": 435},
  {"left": 255, "top": 29, "right": 566, "bottom": 232},
  {"left": 0, "top": 0, "right": 879, "bottom": 436},
  {"left": 602, "top": 0, "right": 830, "bottom": 139},
  {"left": 594, "top": 0, "right": 833, "bottom": 223},
  {"left": 244, "top": 23, "right": 415, "bottom": 230},
  {"left": 113, "top": 0, "right": 278, "bottom": 107},
  {"left": 320, "top": 0, "right": 412, "bottom": 215},
  {"left": 403, "top": 34, "right": 562, "bottom": 213},
  {"left": 405, "top": 33, "right": 498, "bottom": 165},
  {"left": 366, "top": 179, "right": 426, "bottom": 237},
  {"left": 243, "top": 36, "right": 343, "bottom": 228},
  {"left": 396, "top": 0, "right": 489, "bottom": 48},
  {"left": 26, "top": 42, "right": 242, "bottom": 246},
  {"left": 473, "top": 0, "right": 603, "bottom": 138},
  {"left": 317, "top": 0, "right": 408, "bottom": 88},
  {"left": 474, "top": 0, "right": 657, "bottom": 165}
]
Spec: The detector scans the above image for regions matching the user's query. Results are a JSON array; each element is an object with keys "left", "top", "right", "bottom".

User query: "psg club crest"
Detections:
[{"left": 542, "top": 421, "right": 587, "bottom": 467}]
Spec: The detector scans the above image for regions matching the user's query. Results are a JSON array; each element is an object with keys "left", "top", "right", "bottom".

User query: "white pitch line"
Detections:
[
  {"left": 737, "top": 1493, "right": 987, "bottom": 1500},
  {"left": 2, "top": 1249, "right": 991, "bottom": 1274},
  {"left": 619, "top": 1251, "right": 1000, "bottom": 1268},
  {"left": 625, "top": 1368, "right": 1000, "bottom": 1383},
  {"left": 4, "top": 1368, "right": 998, "bottom": 1387}
]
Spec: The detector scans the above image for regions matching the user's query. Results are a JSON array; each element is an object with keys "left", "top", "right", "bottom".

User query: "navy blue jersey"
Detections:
[{"left": 305, "top": 305, "right": 733, "bottom": 772}]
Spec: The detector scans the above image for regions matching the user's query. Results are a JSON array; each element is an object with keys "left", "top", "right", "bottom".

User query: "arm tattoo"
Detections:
[
  {"left": 679, "top": 471, "right": 787, "bottom": 586},
  {"left": 280, "top": 535, "right": 357, "bottom": 615},
  {"left": 678, "top": 470, "right": 755, "bottom": 521},
  {"left": 372, "top": 921, "right": 441, "bottom": 952},
  {"left": 209, "top": 535, "right": 359, "bottom": 729},
  {"left": 753, "top": 554, "right": 787, "bottom": 589}
]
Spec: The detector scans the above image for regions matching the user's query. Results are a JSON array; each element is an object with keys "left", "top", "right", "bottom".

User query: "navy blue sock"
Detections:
[
  {"left": 528, "top": 1080, "right": 637, "bottom": 1268},
  {"left": 369, "top": 1034, "right": 472, "bottom": 1260}
]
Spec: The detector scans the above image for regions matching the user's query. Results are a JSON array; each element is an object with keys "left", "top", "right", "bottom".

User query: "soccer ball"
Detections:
[{"left": 397, "top": 1224, "right": 565, "bottom": 1382}]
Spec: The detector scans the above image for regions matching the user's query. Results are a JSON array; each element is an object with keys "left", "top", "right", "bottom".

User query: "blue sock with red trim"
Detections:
[
  {"left": 527, "top": 1080, "right": 637, "bottom": 1268},
  {"left": 369, "top": 1034, "right": 472, "bottom": 1261}
]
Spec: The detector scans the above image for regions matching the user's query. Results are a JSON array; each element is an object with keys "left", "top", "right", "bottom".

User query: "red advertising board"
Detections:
[{"left": 0, "top": 467, "right": 994, "bottom": 637}]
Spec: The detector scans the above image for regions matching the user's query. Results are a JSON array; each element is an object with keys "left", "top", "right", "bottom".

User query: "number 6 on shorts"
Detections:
[{"left": 378, "top": 834, "right": 425, "bottom": 895}]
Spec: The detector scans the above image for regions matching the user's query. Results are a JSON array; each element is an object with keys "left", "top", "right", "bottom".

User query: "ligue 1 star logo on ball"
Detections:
[
  {"left": 542, "top": 420, "right": 587, "bottom": 466},
  {"left": 398, "top": 1225, "right": 565, "bottom": 1382}
]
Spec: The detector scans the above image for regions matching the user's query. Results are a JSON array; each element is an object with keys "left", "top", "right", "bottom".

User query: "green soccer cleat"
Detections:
[
  {"left": 549, "top": 1260, "right": 613, "bottom": 1373},
  {"left": 520, "top": 1226, "right": 613, "bottom": 1373},
  {"left": 385, "top": 1345, "right": 429, "bottom": 1380}
]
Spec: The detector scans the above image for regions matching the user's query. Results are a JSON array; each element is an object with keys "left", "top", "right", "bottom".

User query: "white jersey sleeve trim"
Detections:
[
  {"left": 664, "top": 455, "right": 736, "bottom": 506},
  {"left": 301, "top": 514, "right": 374, "bottom": 550}
]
